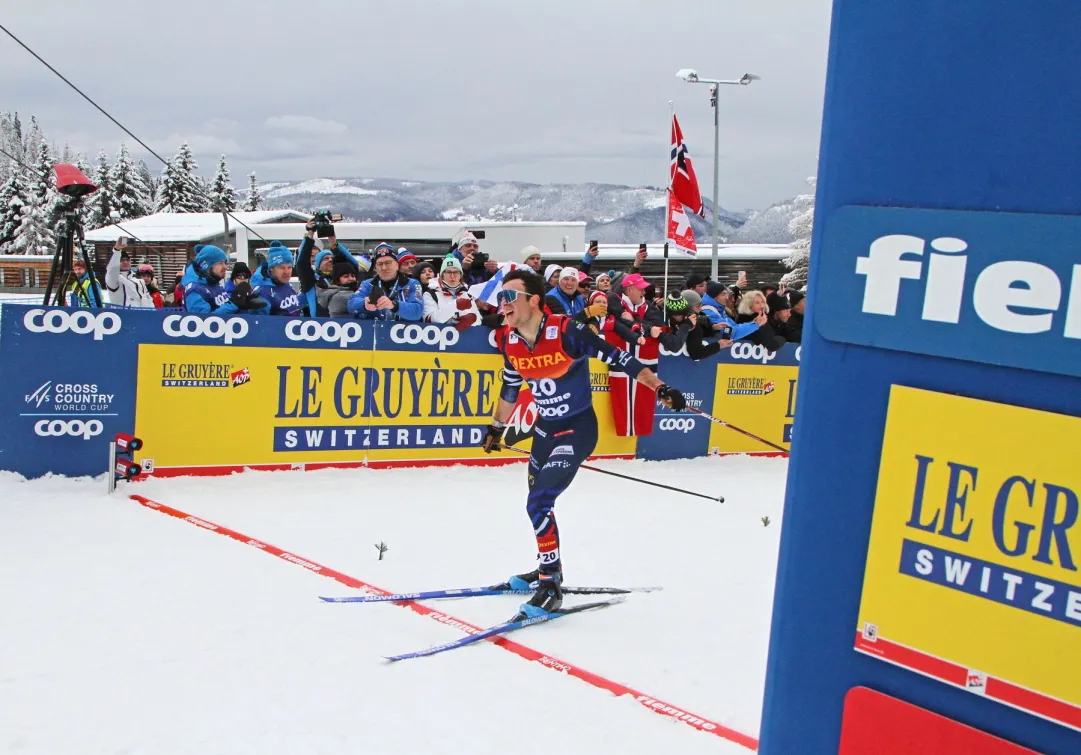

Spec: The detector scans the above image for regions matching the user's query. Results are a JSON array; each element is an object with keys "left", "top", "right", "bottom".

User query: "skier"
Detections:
[{"left": 480, "top": 269, "right": 687, "bottom": 617}]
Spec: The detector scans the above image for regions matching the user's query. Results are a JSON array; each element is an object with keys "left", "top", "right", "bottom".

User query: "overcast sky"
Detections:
[{"left": 2, "top": 0, "right": 831, "bottom": 211}]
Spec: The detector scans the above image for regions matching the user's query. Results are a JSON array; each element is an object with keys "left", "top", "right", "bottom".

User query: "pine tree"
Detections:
[
  {"left": 73, "top": 154, "right": 94, "bottom": 230},
  {"left": 12, "top": 180, "right": 54, "bottom": 255},
  {"left": 243, "top": 171, "right": 261, "bottom": 211},
  {"left": 31, "top": 140, "right": 64, "bottom": 233},
  {"left": 110, "top": 143, "right": 152, "bottom": 221},
  {"left": 87, "top": 150, "right": 114, "bottom": 229},
  {"left": 209, "top": 154, "right": 236, "bottom": 212},
  {"left": 137, "top": 159, "right": 157, "bottom": 206},
  {"left": 780, "top": 176, "right": 816, "bottom": 290},
  {"left": 0, "top": 169, "right": 28, "bottom": 250},
  {"left": 156, "top": 143, "right": 206, "bottom": 212}
]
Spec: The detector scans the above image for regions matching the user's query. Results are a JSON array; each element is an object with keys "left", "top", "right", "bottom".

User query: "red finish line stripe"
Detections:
[{"left": 131, "top": 494, "right": 758, "bottom": 750}]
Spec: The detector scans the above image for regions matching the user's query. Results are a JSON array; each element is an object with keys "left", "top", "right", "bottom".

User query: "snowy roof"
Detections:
[{"left": 83, "top": 210, "right": 312, "bottom": 244}]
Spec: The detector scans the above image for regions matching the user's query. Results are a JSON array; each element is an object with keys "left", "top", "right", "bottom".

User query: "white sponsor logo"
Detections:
[
  {"left": 795, "top": 345, "right": 801, "bottom": 362},
  {"left": 163, "top": 314, "right": 248, "bottom": 344},
  {"left": 545, "top": 325, "right": 559, "bottom": 340},
  {"left": 635, "top": 696, "right": 717, "bottom": 731},
  {"left": 965, "top": 670, "right": 988, "bottom": 695},
  {"left": 855, "top": 234, "right": 1081, "bottom": 337},
  {"left": 542, "top": 459, "right": 571, "bottom": 470},
  {"left": 390, "top": 323, "right": 459, "bottom": 350},
  {"left": 286, "top": 319, "right": 363, "bottom": 348},
  {"left": 659, "top": 342, "right": 688, "bottom": 357},
  {"left": 538, "top": 404, "right": 570, "bottom": 418},
  {"left": 23, "top": 309, "right": 120, "bottom": 340},
  {"left": 25, "top": 381, "right": 52, "bottom": 408},
  {"left": 659, "top": 417, "right": 696, "bottom": 433},
  {"left": 730, "top": 341, "right": 776, "bottom": 363},
  {"left": 184, "top": 516, "right": 218, "bottom": 531},
  {"left": 34, "top": 418, "right": 103, "bottom": 439},
  {"left": 550, "top": 444, "right": 573, "bottom": 456},
  {"left": 538, "top": 656, "right": 571, "bottom": 673},
  {"left": 279, "top": 552, "right": 323, "bottom": 572}
]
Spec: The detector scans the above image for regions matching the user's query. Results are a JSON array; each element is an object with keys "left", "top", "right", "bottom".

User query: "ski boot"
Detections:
[
  {"left": 519, "top": 571, "right": 563, "bottom": 618},
  {"left": 505, "top": 568, "right": 539, "bottom": 591}
]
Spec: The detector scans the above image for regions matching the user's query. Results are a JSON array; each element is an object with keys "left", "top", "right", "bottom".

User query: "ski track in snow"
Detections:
[{"left": 0, "top": 456, "right": 787, "bottom": 755}]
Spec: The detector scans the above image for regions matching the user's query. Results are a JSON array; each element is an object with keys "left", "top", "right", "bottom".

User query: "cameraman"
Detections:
[
  {"left": 183, "top": 245, "right": 268, "bottom": 315},
  {"left": 296, "top": 214, "right": 367, "bottom": 317},
  {"left": 105, "top": 238, "right": 154, "bottom": 308},
  {"left": 347, "top": 243, "right": 424, "bottom": 321},
  {"left": 252, "top": 241, "right": 303, "bottom": 316},
  {"left": 450, "top": 230, "right": 498, "bottom": 286}
]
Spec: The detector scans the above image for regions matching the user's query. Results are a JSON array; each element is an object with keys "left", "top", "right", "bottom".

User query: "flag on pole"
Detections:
[
  {"left": 666, "top": 189, "right": 697, "bottom": 257},
  {"left": 670, "top": 114, "right": 704, "bottom": 217}
]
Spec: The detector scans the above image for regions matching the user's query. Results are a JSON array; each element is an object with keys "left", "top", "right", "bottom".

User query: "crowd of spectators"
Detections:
[{"left": 68, "top": 222, "right": 804, "bottom": 357}]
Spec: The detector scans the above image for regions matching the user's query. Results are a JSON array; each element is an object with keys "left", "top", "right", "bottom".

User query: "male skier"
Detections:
[{"left": 481, "top": 269, "right": 687, "bottom": 617}]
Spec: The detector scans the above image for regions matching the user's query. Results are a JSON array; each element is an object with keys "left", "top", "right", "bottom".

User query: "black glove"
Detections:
[
  {"left": 230, "top": 281, "right": 264, "bottom": 310},
  {"left": 481, "top": 423, "right": 505, "bottom": 453},
  {"left": 656, "top": 383, "right": 687, "bottom": 411}
]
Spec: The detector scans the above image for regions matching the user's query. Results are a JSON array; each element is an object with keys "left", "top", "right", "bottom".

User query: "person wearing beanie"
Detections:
[
  {"left": 183, "top": 244, "right": 268, "bottom": 314},
  {"left": 422, "top": 254, "right": 482, "bottom": 330},
  {"left": 681, "top": 289, "right": 703, "bottom": 311},
  {"left": 545, "top": 266, "right": 586, "bottom": 316},
  {"left": 450, "top": 230, "right": 496, "bottom": 286},
  {"left": 412, "top": 260, "right": 436, "bottom": 288},
  {"left": 765, "top": 290, "right": 793, "bottom": 341},
  {"left": 316, "top": 260, "right": 360, "bottom": 319},
  {"left": 785, "top": 289, "right": 805, "bottom": 343},
  {"left": 248, "top": 241, "right": 303, "bottom": 316},
  {"left": 295, "top": 218, "right": 366, "bottom": 316},
  {"left": 543, "top": 263, "right": 562, "bottom": 291},
  {"left": 696, "top": 280, "right": 751, "bottom": 339},
  {"left": 520, "top": 245, "right": 543, "bottom": 273},
  {"left": 685, "top": 272, "right": 708, "bottom": 297},
  {"left": 397, "top": 247, "right": 418, "bottom": 276},
  {"left": 658, "top": 291, "right": 733, "bottom": 360},
  {"left": 594, "top": 272, "right": 611, "bottom": 292},
  {"left": 348, "top": 242, "right": 424, "bottom": 321},
  {"left": 104, "top": 237, "right": 154, "bottom": 308},
  {"left": 223, "top": 261, "right": 251, "bottom": 294}
]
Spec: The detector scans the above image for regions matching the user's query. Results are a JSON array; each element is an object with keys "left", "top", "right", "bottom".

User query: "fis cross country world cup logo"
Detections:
[{"left": 23, "top": 381, "right": 115, "bottom": 414}]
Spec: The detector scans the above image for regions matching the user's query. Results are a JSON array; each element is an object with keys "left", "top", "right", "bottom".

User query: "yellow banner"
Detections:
[
  {"left": 708, "top": 364, "right": 798, "bottom": 453},
  {"left": 857, "top": 385, "right": 1081, "bottom": 709},
  {"left": 134, "top": 344, "right": 632, "bottom": 470}
]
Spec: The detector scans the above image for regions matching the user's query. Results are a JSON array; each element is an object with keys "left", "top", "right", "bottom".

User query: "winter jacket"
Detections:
[
  {"left": 347, "top": 273, "right": 424, "bottom": 321},
  {"left": 545, "top": 287, "right": 586, "bottom": 317},
  {"left": 105, "top": 250, "right": 154, "bottom": 308},
  {"left": 254, "top": 278, "right": 304, "bottom": 316},
  {"left": 736, "top": 312, "right": 787, "bottom": 352},
  {"left": 423, "top": 278, "right": 482, "bottom": 326},
  {"left": 659, "top": 316, "right": 728, "bottom": 360},
  {"left": 784, "top": 311, "right": 803, "bottom": 344},
  {"left": 316, "top": 283, "right": 356, "bottom": 319},
  {"left": 701, "top": 293, "right": 760, "bottom": 341},
  {"left": 68, "top": 273, "right": 104, "bottom": 308},
  {"left": 451, "top": 249, "right": 496, "bottom": 287},
  {"left": 296, "top": 237, "right": 367, "bottom": 316},
  {"left": 181, "top": 262, "right": 269, "bottom": 315}
]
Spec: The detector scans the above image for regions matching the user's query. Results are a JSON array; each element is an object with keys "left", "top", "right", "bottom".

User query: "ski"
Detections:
[
  {"left": 320, "top": 584, "right": 660, "bottom": 604},
  {"left": 384, "top": 597, "right": 626, "bottom": 662}
]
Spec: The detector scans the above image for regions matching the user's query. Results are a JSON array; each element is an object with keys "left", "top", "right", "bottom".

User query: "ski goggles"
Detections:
[{"left": 496, "top": 288, "right": 526, "bottom": 306}]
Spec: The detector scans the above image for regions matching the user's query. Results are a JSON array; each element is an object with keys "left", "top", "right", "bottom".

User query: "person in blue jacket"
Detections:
[
  {"left": 183, "top": 244, "right": 268, "bottom": 315},
  {"left": 347, "top": 243, "right": 424, "bottom": 320},
  {"left": 295, "top": 222, "right": 368, "bottom": 316},
  {"left": 699, "top": 281, "right": 761, "bottom": 340},
  {"left": 251, "top": 241, "right": 303, "bottom": 316}
]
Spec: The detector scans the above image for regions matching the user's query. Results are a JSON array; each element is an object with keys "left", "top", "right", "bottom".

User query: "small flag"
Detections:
[{"left": 666, "top": 190, "right": 697, "bottom": 257}]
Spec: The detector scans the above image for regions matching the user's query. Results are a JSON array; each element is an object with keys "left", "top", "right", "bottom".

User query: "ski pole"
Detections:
[
  {"left": 686, "top": 407, "right": 790, "bottom": 455},
  {"left": 503, "top": 445, "right": 723, "bottom": 503}
]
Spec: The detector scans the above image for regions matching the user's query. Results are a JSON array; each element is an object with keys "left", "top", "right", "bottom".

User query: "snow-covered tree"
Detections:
[
  {"left": 137, "top": 159, "right": 157, "bottom": 204},
  {"left": 73, "top": 154, "right": 94, "bottom": 230},
  {"left": 0, "top": 169, "right": 29, "bottom": 250},
  {"left": 243, "top": 171, "right": 261, "bottom": 211},
  {"left": 781, "top": 176, "right": 816, "bottom": 290},
  {"left": 11, "top": 179, "right": 55, "bottom": 255},
  {"left": 209, "top": 154, "right": 236, "bottom": 212},
  {"left": 156, "top": 143, "right": 205, "bottom": 213},
  {"left": 109, "top": 143, "right": 152, "bottom": 221},
  {"left": 87, "top": 150, "right": 114, "bottom": 229}
]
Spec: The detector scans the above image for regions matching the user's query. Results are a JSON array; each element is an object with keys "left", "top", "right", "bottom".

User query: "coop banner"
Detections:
[{"left": 855, "top": 385, "right": 1081, "bottom": 732}]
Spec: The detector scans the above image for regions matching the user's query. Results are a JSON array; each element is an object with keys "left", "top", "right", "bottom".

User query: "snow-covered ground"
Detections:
[{"left": 0, "top": 455, "right": 787, "bottom": 755}]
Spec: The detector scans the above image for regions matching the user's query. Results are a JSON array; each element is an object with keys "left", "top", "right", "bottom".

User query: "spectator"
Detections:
[
  {"left": 67, "top": 258, "right": 103, "bottom": 308},
  {"left": 224, "top": 261, "right": 251, "bottom": 294},
  {"left": 736, "top": 290, "right": 786, "bottom": 352},
  {"left": 423, "top": 256, "right": 481, "bottom": 330},
  {"left": 543, "top": 264, "right": 562, "bottom": 291},
  {"left": 658, "top": 292, "right": 732, "bottom": 360},
  {"left": 135, "top": 264, "right": 164, "bottom": 308},
  {"left": 317, "top": 261, "right": 359, "bottom": 319},
  {"left": 617, "top": 273, "right": 664, "bottom": 340},
  {"left": 397, "top": 248, "right": 418, "bottom": 277},
  {"left": 105, "top": 239, "right": 154, "bottom": 308},
  {"left": 685, "top": 273, "right": 708, "bottom": 298},
  {"left": 577, "top": 271, "right": 593, "bottom": 298},
  {"left": 594, "top": 272, "right": 611, "bottom": 292},
  {"left": 450, "top": 230, "right": 497, "bottom": 286},
  {"left": 699, "top": 281, "right": 762, "bottom": 342},
  {"left": 296, "top": 224, "right": 366, "bottom": 316},
  {"left": 183, "top": 244, "right": 268, "bottom": 315},
  {"left": 580, "top": 242, "right": 647, "bottom": 279},
  {"left": 521, "top": 245, "right": 543, "bottom": 274},
  {"left": 766, "top": 292, "right": 793, "bottom": 340},
  {"left": 252, "top": 241, "right": 303, "bottom": 316},
  {"left": 786, "top": 290, "right": 805, "bottom": 343},
  {"left": 165, "top": 272, "right": 184, "bottom": 308},
  {"left": 546, "top": 267, "right": 586, "bottom": 316},
  {"left": 348, "top": 243, "right": 424, "bottom": 321},
  {"left": 413, "top": 261, "right": 436, "bottom": 288}
]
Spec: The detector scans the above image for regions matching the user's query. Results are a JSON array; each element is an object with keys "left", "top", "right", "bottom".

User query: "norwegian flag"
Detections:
[
  {"left": 666, "top": 189, "right": 697, "bottom": 257},
  {"left": 670, "top": 114, "right": 704, "bottom": 216}
]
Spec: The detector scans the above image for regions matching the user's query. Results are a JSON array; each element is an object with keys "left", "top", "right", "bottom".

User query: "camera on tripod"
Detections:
[
  {"left": 43, "top": 164, "right": 103, "bottom": 308},
  {"left": 311, "top": 209, "right": 343, "bottom": 239}
]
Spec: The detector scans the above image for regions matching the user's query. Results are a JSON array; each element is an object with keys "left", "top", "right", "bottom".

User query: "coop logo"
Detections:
[
  {"left": 34, "top": 418, "right": 103, "bottom": 439},
  {"left": 390, "top": 323, "right": 459, "bottom": 350},
  {"left": 23, "top": 309, "right": 121, "bottom": 340},
  {"left": 658, "top": 417, "right": 696, "bottom": 433},
  {"left": 730, "top": 342, "right": 776, "bottom": 363},
  {"left": 286, "top": 320, "right": 362, "bottom": 348},
  {"left": 726, "top": 377, "right": 775, "bottom": 396},
  {"left": 230, "top": 368, "right": 251, "bottom": 388},
  {"left": 163, "top": 315, "right": 249, "bottom": 344}
]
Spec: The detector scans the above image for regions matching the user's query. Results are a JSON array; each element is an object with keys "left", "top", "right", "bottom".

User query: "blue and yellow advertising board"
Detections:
[{"left": 855, "top": 386, "right": 1081, "bottom": 730}]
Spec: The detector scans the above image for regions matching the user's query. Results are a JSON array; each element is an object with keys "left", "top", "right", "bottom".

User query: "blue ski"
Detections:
[
  {"left": 320, "top": 584, "right": 659, "bottom": 604},
  {"left": 384, "top": 597, "right": 626, "bottom": 662}
]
